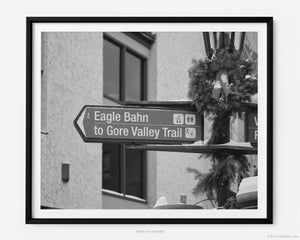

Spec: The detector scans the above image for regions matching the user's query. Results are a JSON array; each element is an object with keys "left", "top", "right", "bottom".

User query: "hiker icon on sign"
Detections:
[
  {"left": 185, "top": 128, "right": 196, "bottom": 139},
  {"left": 185, "top": 114, "right": 196, "bottom": 125},
  {"left": 173, "top": 114, "right": 184, "bottom": 125}
]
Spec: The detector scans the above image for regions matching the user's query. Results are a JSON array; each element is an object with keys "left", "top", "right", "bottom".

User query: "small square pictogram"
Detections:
[
  {"left": 185, "top": 114, "right": 196, "bottom": 125},
  {"left": 185, "top": 128, "right": 196, "bottom": 138},
  {"left": 173, "top": 114, "right": 184, "bottom": 125}
]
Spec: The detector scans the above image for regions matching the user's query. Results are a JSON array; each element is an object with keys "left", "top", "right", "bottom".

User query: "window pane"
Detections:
[
  {"left": 104, "top": 39, "right": 120, "bottom": 100},
  {"left": 125, "top": 150, "right": 143, "bottom": 198},
  {"left": 125, "top": 51, "right": 142, "bottom": 101},
  {"left": 102, "top": 144, "right": 121, "bottom": 193}
]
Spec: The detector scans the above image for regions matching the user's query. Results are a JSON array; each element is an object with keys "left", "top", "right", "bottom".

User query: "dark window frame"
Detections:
[
  {"left": 124, "top": 32, "right": 155, "bottom": 49},
  {"left": 103, "top": 34, "right": 148, "bottom": 103},
  {"left": 102, "top": 33, "right": 148, "bottom": 202}
]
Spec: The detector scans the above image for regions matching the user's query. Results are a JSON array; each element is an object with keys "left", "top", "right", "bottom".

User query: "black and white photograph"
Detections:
[
  {"left": 26, "top": 17, "right": 272, "bottom": 223},
  {"left": 5, "top": 0, "right": 300, "bottom": 238}
]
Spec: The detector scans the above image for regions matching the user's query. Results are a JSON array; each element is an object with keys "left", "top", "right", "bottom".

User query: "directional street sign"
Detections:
[{"left": 74, "top": 105, "right": 202, "bottom": 143}]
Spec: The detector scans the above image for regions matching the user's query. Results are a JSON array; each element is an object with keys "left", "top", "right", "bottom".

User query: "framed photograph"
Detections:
[{"left": 26, "top": 17, "right": 273, "bottom": 224}]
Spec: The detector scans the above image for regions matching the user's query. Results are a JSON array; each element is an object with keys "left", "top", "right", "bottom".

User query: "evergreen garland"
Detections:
[
  {"left": 187, "top": 44, "right": 257, "bottom": 208},
  {"left": 188, "top": 48, "right": 257, "bottom": 143}
]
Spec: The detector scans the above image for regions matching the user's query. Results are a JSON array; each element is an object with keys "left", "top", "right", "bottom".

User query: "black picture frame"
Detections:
[{"left": 26, "top": 16, "right": 273, "bottom": 224}]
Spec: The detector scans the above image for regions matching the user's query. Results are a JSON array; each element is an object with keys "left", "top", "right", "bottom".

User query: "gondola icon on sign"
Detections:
[
  {"left": 185, "top": 128, "right": 196, "bottom": 138},
  {"left": 173, "top": 114, "right": 184, "bottom": 125}
]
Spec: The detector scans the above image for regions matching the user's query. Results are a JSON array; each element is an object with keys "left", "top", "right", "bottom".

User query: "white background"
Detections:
[
  {"left": 32, "top": 22, "right": 267, "bottom": 220},
  {"left": 0, "top": 0, "right": 299, "bottom": 239}
]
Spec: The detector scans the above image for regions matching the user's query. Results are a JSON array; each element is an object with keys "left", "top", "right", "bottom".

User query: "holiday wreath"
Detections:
[{"left": 188, "top": 47, "right": 258, "bottom": 144}]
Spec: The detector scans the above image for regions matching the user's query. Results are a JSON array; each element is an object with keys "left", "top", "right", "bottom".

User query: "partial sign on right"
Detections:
[{"left": 248, "top": 113, "right": 258, "bottom": 144}]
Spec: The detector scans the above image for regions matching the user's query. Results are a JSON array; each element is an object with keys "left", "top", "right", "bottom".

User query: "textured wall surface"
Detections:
[
  {"left": 156, "top": 32, "right": 206, "bottom": 100},
  {"left": 154, "top": 32, "right": 214, "bottom": 206},
  {"left": 155, "top": 151, "right": 213, "bottom": 205},
  {"left": 41, "top": 32, "right": 103, "bottom": 209}
]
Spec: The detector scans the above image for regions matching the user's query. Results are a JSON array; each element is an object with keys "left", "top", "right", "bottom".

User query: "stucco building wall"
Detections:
[
  {"left": 41, "top": 32, "right": 103, "bottom": 209},
  {"left": 154, "top": 32, "right": 213, "bottom": 206}
]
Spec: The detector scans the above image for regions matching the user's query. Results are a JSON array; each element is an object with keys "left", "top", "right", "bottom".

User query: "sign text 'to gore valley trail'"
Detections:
[{"left": 74, "top": 106, "right": 202, "bottom": 143}]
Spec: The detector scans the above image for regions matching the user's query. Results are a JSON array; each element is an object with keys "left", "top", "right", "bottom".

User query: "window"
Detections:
[
  {"left": 125, "top": 149, "right": 145, "bottom": 198},
  {"left": 102, "top": 144, "right": 146, "bottom": 199},
  {"left": 102, "top": 144, "right": 121, "bottom": 193},
  {"left": 125, "top": 51, "right": 143, "bottom": 101},
  {"left": 103, "top": 35, "right": 147, "bottom": 102},
  {"left": 103, "top": 39, "right": 121, "bottom": 100},
  {"left": 102, "top": 34, "right": 148, "bottom": 200}
]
